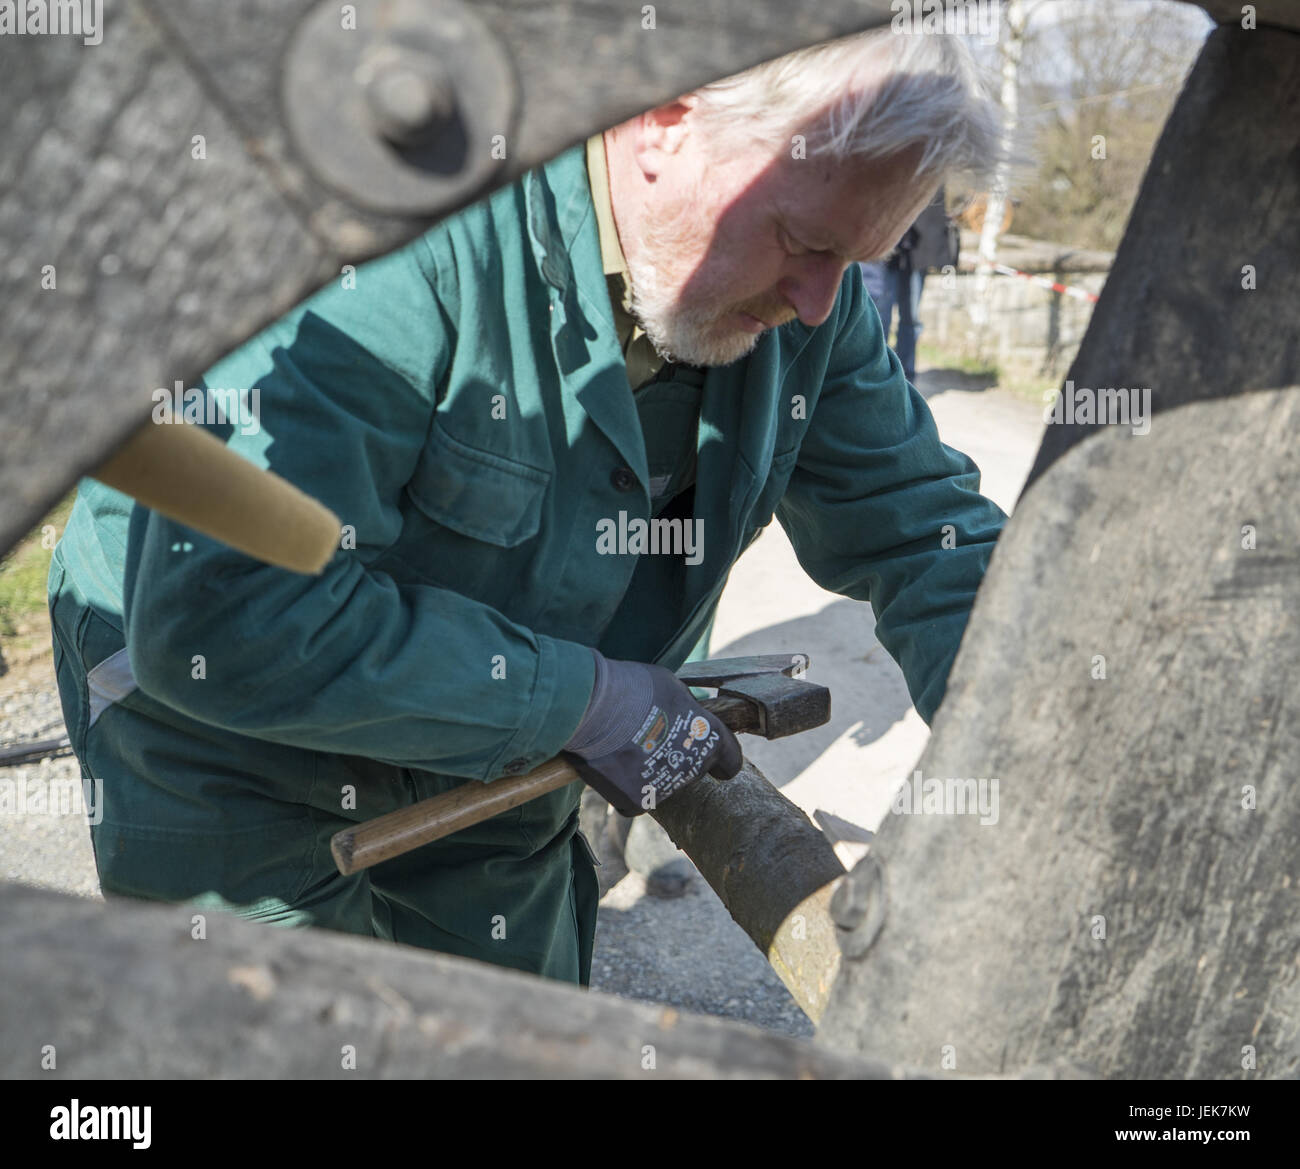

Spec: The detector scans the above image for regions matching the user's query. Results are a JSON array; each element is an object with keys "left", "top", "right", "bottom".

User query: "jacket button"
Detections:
[
  {"left": 503, "top": 757, "right": 529, "bottom": 774},
  {"left": 610, "top": 467, "right": 638, "bottom": 492}
]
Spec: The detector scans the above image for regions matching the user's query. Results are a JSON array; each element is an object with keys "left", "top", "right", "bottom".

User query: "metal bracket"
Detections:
[{"left": 281, "top": 0, "right": 518, "bottom": 216}]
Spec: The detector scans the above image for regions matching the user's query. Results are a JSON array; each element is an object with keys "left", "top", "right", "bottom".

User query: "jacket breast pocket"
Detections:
[
  {"left": 405, "top": 421, "right": 550, "bottom": 548},
  {"left": 395, "top": 421, "right": 551, "bottom": 613}
]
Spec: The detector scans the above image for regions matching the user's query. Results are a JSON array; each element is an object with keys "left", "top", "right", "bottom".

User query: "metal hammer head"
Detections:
[{"left": 676, "top": 654, "right": 830, "bottom": 740}]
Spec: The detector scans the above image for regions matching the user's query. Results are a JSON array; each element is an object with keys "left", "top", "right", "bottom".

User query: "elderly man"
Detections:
[{"left": 47, "top": 28, "right": 1006, "bottom": 986}]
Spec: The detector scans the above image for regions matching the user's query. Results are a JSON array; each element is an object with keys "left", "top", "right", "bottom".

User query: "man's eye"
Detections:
[{"left": 780, "top": 227, "right": 833, "bottom": 258}]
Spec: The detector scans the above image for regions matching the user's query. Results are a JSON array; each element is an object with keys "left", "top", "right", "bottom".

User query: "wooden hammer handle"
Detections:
[{"left": 330, "top": 694, "right": 754, "bottom": 875}]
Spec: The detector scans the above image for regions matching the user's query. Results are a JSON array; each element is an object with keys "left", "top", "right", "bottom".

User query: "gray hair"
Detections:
[{"left": 691, "top": 28, "right": 1002, "bottom": 186}]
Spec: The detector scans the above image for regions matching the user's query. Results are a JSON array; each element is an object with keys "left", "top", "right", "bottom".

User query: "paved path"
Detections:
[{"left": 710, "top": 371, "right": 1046, "bottom": 838}]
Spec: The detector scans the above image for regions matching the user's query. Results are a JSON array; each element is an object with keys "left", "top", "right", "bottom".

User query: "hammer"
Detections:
[{"left": 329, "top": 654, "right": 830, "bottom": 876}]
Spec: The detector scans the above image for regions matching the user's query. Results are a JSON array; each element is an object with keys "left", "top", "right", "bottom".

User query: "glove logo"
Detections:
[
  {"left": 638, "top": 710, "right": 667, "bottom": 753},
  {"left": 687, "top": 715, "right": 710, "bottom": 744}
]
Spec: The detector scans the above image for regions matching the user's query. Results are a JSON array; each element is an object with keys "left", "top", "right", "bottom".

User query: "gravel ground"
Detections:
[
  {"left": 590, "top": 873, "right": 814, "bottom": 1038},
  {"left": 0, "top": 673, "right": 102, "bottom": 901}
]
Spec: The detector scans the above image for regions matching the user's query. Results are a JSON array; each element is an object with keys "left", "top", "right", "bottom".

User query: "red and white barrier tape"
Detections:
[{"left": 992, "top": 263, "right": 1099, "bottom": 303}]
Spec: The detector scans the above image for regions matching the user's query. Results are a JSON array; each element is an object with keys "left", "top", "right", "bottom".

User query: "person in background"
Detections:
[{"left": 859, "top": 186, "right": 957, "bottom": 382}]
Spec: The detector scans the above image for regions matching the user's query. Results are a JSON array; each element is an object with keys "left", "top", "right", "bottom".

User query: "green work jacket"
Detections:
[{"left": 48, "top": 142, "right": 1006, "bottom": 975}]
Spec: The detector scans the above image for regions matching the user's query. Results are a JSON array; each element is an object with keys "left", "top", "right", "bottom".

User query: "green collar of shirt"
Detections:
[{"left": 584, "top": 134, "right": 667, "bottom": 392}]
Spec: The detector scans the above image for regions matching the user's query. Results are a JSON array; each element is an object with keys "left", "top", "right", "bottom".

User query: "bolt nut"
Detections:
[
  {"left": 829, "top": 872, "right": 871, "bottom": 930},
  {"left": 830, "top": 856, "right": 887, "bottom": 960},
  {"left": 359, "top": 46, "right": 455, "bottom": 148}
]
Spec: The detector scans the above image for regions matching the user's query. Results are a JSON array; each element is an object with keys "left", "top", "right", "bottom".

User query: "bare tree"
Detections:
[
  {"left": 973, "top": 0, "right": 1042, "bottom": 300},
  {"left": 1010, "top": 0, "right": 1210, "bottom": 250}
]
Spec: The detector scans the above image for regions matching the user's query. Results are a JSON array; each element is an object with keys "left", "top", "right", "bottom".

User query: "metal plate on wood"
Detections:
[{"left": 281, "top": 0, "right": 518, "bottom": 215}]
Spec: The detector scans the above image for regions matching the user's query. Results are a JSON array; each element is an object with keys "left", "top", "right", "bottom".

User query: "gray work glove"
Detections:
[{"left": 562, "top": 648, "right": 743, "bottom": 817}]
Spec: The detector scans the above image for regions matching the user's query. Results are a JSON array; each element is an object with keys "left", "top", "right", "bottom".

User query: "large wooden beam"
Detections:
[
  {"left": 817, "top": 25, "right": 1300, "bottom": 1079},
  {"left": 0, "top": 881, "right": 908, "bottom": 1079}
]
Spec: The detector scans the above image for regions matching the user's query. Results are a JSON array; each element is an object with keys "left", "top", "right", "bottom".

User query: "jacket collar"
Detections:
[
  {"left": 524, "top": 144, "right": 650, "bottom": 486},
  {"left": 523, "top": 143, "right": 598, "bottom": 303}
]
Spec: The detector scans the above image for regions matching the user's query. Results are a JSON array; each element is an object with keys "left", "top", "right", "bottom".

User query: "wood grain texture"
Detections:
[
  {"left": 653, "top": 757, "right": 849, "bottom": 1019},
  {"left": 0, "top": 880, "right": 910, "bottom": 1079},
  {"left": 336, "top": 748, "right": 850, "bottom": 1019},
  {"left": 819, "top": 26, "right": 1300, "bottom": 1077},
  {"left": 0, "top": 0, "right": 336, "bottom": 554},
  {"left": 819, "top": 387, "right": 1300, "bottom": 1077},
  {"left": 332, "top": 756, "right": 582, "bottom": 875}
]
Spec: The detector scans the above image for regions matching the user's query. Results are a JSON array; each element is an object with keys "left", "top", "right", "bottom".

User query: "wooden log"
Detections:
[
  {"left": 651, "top": 758, "right": 848, "bottom": 1022},
  {"left": 1193, "top": 0, "right": 1300, "bottom": 30},
  {"left": 0, "top": 880, "right": 910, "bottom": 1079},
  {"left": 821, "top": 388, "right": 1300, "bottom": 1077},
  {"left": 818, "top": 24, "right": 1300, "bottom": 1078}
]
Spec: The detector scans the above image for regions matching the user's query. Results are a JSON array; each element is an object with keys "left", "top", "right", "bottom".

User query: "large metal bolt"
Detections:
[
  {"left": 829, "top": 870, "right": 872, "bottom": 930},
  {"left": 830, "top": 854, "right": 886, "bottom": 960},
  {"left": 360, "top": 48, "right": 455, "bottom": 148}
]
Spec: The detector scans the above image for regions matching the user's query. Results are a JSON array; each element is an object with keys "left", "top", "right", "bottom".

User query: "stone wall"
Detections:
[{"left": 908, "top": 231, "right": 1113, "bottom": 381}]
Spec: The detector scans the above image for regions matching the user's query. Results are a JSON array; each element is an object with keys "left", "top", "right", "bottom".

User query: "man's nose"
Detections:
[{"left": 778, "top": 257, "right": 849, "bottom": 328}]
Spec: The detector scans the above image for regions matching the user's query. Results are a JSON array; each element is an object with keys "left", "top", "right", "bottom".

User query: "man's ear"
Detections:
[{"left": 630, "top": 94, "right": 698, "bottom": 178}]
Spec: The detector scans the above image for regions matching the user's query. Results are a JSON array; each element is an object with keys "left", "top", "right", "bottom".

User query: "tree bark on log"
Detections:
[
  {"left": 652, "top": 758, "right": 848, "bottom": 1021},
  {"left": 0, "top": 881, "right": 905, "bottom": 1080}
]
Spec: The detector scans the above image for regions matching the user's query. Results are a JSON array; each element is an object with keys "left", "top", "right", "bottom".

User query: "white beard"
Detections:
[
  {"left": 621, "top": 188, "right": 764, "bottom": 369},
  {"left": 625, "top": 269, "right": 761, "bottom": 368}
]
